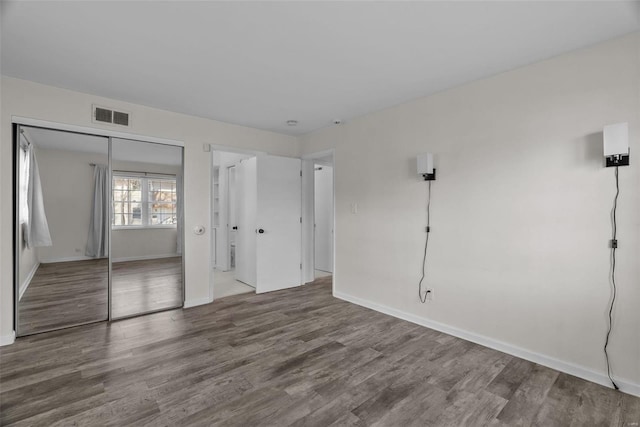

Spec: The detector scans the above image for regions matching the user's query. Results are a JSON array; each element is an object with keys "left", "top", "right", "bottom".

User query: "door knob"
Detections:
[{"left": 257, "top": 229, "right": 265, "bottom": 234}]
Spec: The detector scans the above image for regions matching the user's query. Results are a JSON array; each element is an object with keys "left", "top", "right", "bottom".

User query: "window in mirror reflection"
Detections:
[{"left": 112, "top": 174, "right": 177, "bottom": 227}]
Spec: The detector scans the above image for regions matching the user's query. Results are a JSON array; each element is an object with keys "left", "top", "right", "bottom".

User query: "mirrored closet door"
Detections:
[
  {"left": 15, "top": 126, "right": 110, "bottom": 336},
  {"left": 110, "top": 139, "right": 184, "bottom": 319},
  {"left": 15, "top": 125, "right": 185, "bottom": 336}
]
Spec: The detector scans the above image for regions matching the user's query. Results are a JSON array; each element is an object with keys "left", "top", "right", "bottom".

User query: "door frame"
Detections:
[
  {"left": 208, "top": 146, "right": 335, "bottom": 300},
  {"left": 208, "top": 145, "right": 264, "bottom": 302},
  {"left": 301, "top": 149, "right": 336, "bottom": 293},
  {"left": 312, "top": 161, "right": 334, "bottom": 274}
]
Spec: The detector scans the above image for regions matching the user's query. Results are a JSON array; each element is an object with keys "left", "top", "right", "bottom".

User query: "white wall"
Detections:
[
  {"left": 300, "top": 33, "right": 640, "bottom": 391},
  {"left": 113, "top": 159, "right": 181, "bottom": 177},
  {"left": 0, "top": 76, "right": 299, "bottom": 342}
]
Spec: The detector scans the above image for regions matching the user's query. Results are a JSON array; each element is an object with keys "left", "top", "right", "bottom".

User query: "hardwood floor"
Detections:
[
  {"left": 18, "top": 259, "right": 108, "bottom": 336},
  {"left": 112, "top": 257, "right": 183, "bottom": 319},
  {"left": 3, "top": 275, "right": 638, "bottom": 426},
  {"left": 18, "top": 257, "right": 182, "bottom": 336}
]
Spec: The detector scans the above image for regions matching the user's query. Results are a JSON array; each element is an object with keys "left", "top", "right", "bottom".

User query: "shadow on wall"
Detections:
[{"left": 579, "top": 132, "right": 605, "bottom": 167}]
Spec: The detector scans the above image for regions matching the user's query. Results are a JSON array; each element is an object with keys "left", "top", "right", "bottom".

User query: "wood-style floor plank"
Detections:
[
  {"left": 18, "top": 257, "right": 182, "bottom": 336},
  {"left": 18, "top": 259, "right": 109, "bottom": 335},
  {"left": 2, "top": 275, "right": 639, "bottom": 426}
]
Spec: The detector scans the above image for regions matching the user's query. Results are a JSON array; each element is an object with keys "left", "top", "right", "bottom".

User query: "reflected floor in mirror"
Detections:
[
  {"left": 111, "top": 257, "right": 183, "bottom": 319},
  {"left": 18, "top": 259, "right": 109, "bottom": 336},
  {"left": 18, "top": 257, "right": 183, "bottom": 335}
]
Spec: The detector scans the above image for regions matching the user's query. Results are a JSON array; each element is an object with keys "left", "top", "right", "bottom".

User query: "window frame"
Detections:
[{"left": 112, "top": 172, "right": 178, "bottom": 230}]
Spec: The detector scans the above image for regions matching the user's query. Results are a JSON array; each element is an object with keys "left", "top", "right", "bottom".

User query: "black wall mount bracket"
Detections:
[
  {"left": 422, "top": 169, "right": 437, "bottom": 181},
  {"left": 606, "top": 154, "right": 629, "bottom": 167}
]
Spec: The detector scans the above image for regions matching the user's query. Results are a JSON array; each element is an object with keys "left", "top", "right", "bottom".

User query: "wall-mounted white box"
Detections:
[
  {"left": 603, "top": 122, "right": 629, "bottom": 157},
  {"left": 417, "top": 153, "right": 434, "bottom": 175}
]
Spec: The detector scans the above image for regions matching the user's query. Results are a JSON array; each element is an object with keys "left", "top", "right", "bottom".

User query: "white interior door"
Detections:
[
  {"left": 314, "top": 165, "right": 333, "bottom": 273},
  {"left": 235, "top": 157, "right": 257, "bottom": 287},
  {"left": 256, "top": 155, "right": 302, "bottom": 293}
]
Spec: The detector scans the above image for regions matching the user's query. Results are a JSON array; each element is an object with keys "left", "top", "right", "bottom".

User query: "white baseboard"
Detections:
[
  {"left": 0, "top": 331, "right": 16, "bottom": 346},
  {"left": 184, "top": 296, "right": 213, "bottom": 308},
  {"left": 40, "top": 254, "right": 179, "bottom": 263},
  {"left": 334, "top": 290, "right": 640, "bottom": 398},
  {"left": 40, "top": 255, "right": 94, "bottom": 263},
  {"left": 112, "top": 253, "right": 180, "bottom": 263},
  {"left": 19, "top": 262, "right": 40, "bottom": 301}
]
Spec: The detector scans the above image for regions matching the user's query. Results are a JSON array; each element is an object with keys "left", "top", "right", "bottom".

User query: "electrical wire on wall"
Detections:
[
  {"left": 604, "top": 166, "right": 620, "bottom": 390},
  {"left": 418, "top": 181, "right": 432, "bottom": 303}
]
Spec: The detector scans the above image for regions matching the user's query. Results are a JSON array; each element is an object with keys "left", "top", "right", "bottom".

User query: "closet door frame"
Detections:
[
  {"left": 12, "top": 123, "right": 20, "bottom": 336},
  {"left": 11, "top": 117, "right": 185, "bottom": 336},
  {"left": 107, "top": 137, "right": 113, "bottom": 321}
]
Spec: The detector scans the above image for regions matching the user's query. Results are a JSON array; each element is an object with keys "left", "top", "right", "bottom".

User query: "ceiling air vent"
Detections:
[
  {"left": 92, "top": 105, "right": 130, "bottom": 127},
  {"left": 94, "top": 107, "right": 112, "bottom": 123},
  {"left": 113, "top": 111, "right": 129, "bottom": 126}
]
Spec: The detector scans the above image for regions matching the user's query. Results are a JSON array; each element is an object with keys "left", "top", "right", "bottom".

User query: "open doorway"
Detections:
[
  {"left": 302, "top": 150, "right": 335, "bottom": 288},
  {"left": 314, "top": 162, "right": 333, "bottom": 280},
  {"left": 213, "top": 150, "right": 256, "bottom": 298},
  {"left": 212, "top": 148, "right": 304, "bottom": 299}
]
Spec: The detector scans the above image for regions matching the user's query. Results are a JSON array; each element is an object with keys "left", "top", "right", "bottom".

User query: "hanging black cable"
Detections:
[
  {"left": 418, "top": 181, "right": 431, "bottom": 303},
  {"left": 604, "top": 166, "right": 620, "bottom": 390}
]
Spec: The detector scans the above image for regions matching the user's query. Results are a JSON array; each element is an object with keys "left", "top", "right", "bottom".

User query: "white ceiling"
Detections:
[
  {"left": 24, "top": 127, "right": 182, "bottom": 166},
  {"left": 24, "top": 127, "right": 108, "bottom": 155},
  {"left": 2, "top": 1, "right": 639, "bottom": 135}
]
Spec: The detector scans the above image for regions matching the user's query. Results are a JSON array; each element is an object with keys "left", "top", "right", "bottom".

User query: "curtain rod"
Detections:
[
  {"left": 90, "top": 163, "right": 176, "bottom": 177},
  {"left": 19, "top": 128, "right": 32, "bottom": 148},
  {"left": 113, "top": 170, "right": 176, "bottom": 177}
]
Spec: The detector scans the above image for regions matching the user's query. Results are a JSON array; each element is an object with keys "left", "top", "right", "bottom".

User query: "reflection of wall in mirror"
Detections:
[
  {"left": 18, "top": 223, "right": 39, "bottom": 300},
  {"left": 33, "top": 149, "right": 180, "bottom": 264},
  {"left": 36, "top": 148, "right": 106, "bottom": 263}
]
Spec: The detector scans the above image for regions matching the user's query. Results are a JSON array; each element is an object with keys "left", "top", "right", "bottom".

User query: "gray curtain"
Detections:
[
  {"left": 176, "top": 172, "right": 183, "bottom": 254},
  {"left": 22, "top": 135, "right": 52, "bottom": 249},
  {"left": 85, "top": 164, "right": 109, "bottom": 258}
]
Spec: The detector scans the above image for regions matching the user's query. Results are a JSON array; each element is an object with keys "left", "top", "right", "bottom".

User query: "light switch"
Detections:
[{"left": 351, "top": 203, "right": 358, "bottom": 214}]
